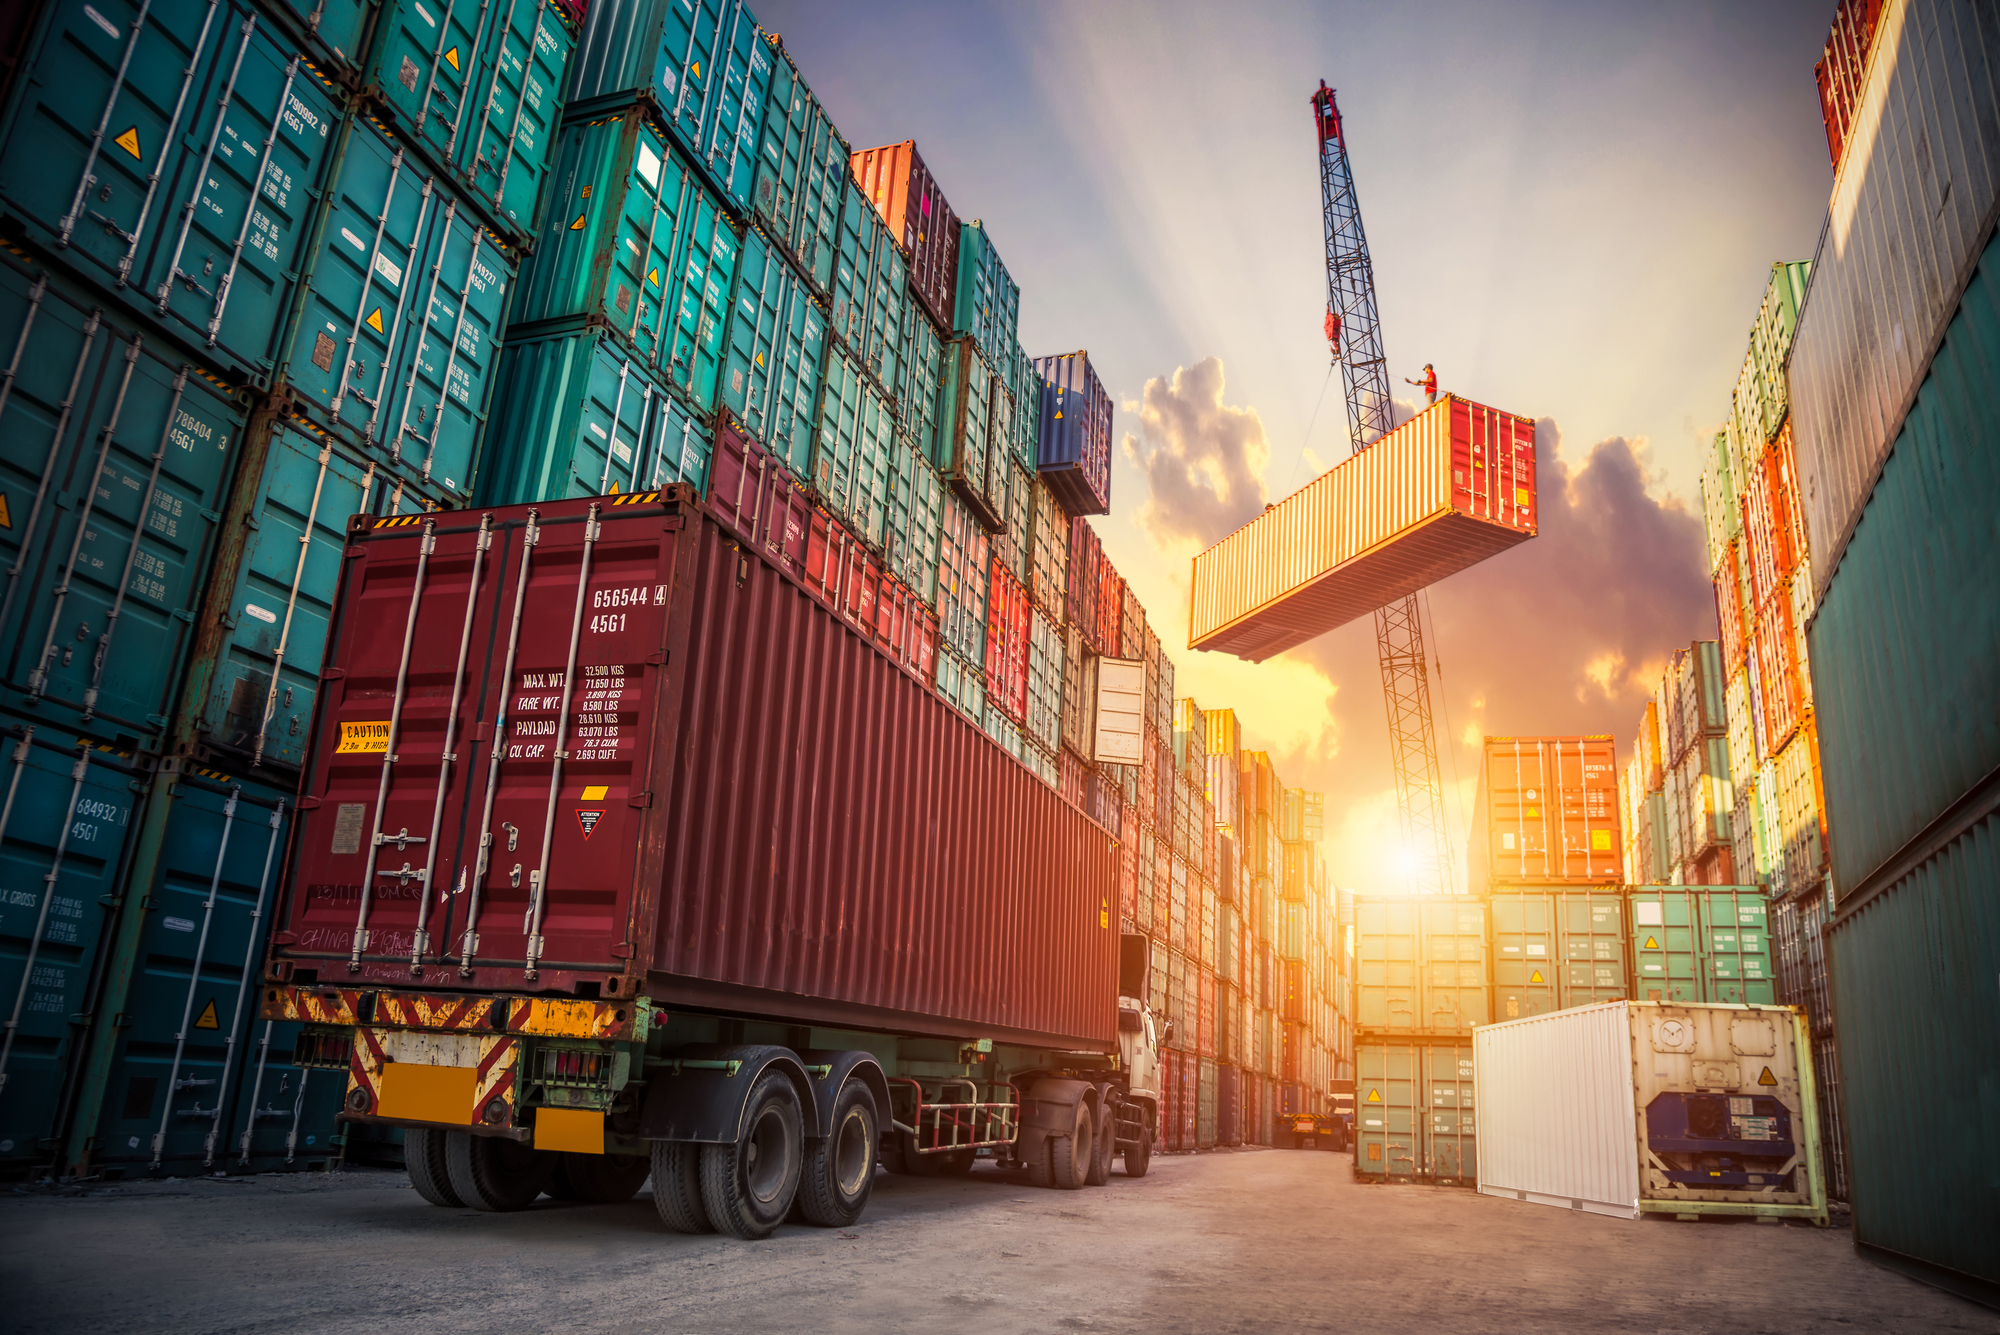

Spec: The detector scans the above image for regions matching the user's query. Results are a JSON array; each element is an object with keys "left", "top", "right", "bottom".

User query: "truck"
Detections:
[{"left": 256, "top": 460, "right": 1163, "bottom": 1238}]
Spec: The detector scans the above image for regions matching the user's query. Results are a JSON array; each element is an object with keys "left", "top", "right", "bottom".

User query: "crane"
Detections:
[{"left": 1311, "top": 81, "right": 1456, "bottom": 897}]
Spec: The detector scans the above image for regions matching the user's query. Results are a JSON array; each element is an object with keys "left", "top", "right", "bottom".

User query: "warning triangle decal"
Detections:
[
  {"left": 194, "top": 999, "right": 220, "bottom": 1030},
  {"left": 1366, "top": 1088, "right": 1381, "bottom": 1103},
  {"left": 690, "top": 59, "right": 702, "bottom": 80},
  {"left": 1529, "top": 970, "right": 1544, "bottom": 984},
  {"left": 1758, "top": 1066, "right": 1778, "bottom": 1087},
  {"left": 444, "top": 46, "right": 460, "bottom": 71},
  {"left": 114, "top": 126, "right": 141, "bottom": 158},
  {"left": 577, "top": 809, "right": 603, "bottom": 839},
  {"left": 365, "top": 307, "right": 385, "bottom": 333},
  {"left": 1644, "top": 936, "right": 1660, "bottom": 950},
  {"left": 648, "top": 266, "right": 660, "bottom": 288},
  {"left": 608, "top": 481, "right": 621, "bottom": 494},
  {"left": 570, "top": 214, "right": 586, "bottom": 230},
  {"left": 0, "top": 492, "right": 11, "bottom": 529}
]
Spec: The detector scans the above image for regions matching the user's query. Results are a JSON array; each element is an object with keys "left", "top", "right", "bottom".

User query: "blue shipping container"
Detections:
[
  {"left": 719, "top": 223, "right": 826, "bottom": 476},
  {"left": 0, "top": 0, "right": 347, "bottom": 388},
  {"left": 0, "top": 257, "right": 250, "bottom": 752},
  {"left": 1035, "top": 350, "right": 1113, "bottom": 518}
]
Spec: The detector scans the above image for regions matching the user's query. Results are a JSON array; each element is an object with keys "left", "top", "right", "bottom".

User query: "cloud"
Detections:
[{"left": 1120, "top": 359, "right": 1270, "bottom": 551}]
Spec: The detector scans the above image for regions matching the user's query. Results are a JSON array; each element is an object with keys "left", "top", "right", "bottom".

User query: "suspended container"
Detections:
[
  {"left": 753, "top": 36, "right": 847, "bottom": 295},
  {"left": 1033, "top": 350, "right": 1111, "bottom": 518},
  {"left": 563, "top": 0, "right": 771, "bottom": 215},
  {"left": 479, "top": 323, "right": 713, "bottom": 508},
  {"left": 0, "top": 0, "right": 347, "bottom": 389},
  {"left": 851, "top": 140, "right": 958, "bottom": 331},
  {"left": 1191, "top": 394, "right": 1536, "bottom": 661},
  {"left": 511, "top": 106, "right": 740, "bottom": 415},
  {"left": 0, "top": 257, "right": 251, "bottom": 753}
]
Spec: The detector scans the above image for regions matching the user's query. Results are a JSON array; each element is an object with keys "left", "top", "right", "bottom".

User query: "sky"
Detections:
[{"left": 754, "top": 0, "right": 1835, "bottom": 891}]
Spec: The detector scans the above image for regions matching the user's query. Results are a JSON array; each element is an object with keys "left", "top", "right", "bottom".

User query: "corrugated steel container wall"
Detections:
[
  {"left": 883, "top": 437, "right": 943, "bottom": 607},
  {"left": 1715, "top": 546, "right": 1748, "bottom": 673},
  {"left": 360, "top": 0, "right": 577, "bottom": 247},
  {"left": 1636, "top": 699, "right": 1663, "bottom": 793},
  {"left": 1668, "top": 737, "right": 1732, "bottom": 867},
  {"left": 704, "top": 417, "right": 810, "bottom": 584},
  {"left": 513, "top": 110, "right": 738, "bottom": 415},
  {"left": 1006, "top": 344, "right": 1039, "bottom": 472},
  {"left": 1808, "top": 226, "right": 1999, "bottom": 894},
  {"left": 0, "top": 727, "right": 147, "bottom": 1176},
  {"left": 1771, "top": 724, "right": 1827, "bottom": 897},
  {"left": 1059, "top": 624, "right": 1094, "bottom": 760},
  {"left": 1815, "top": 0, "right": 1888, "bottom": 169},
  {"left": 1772, "top": 889, "right": 1836, "bottom": 1039},
  {"left": 1473, "top": 1004, "right": 1641, "bottom": 1218},
  {"left": 0, "top": 259, "right": 251, "bottom": 752},
  {"left": 983, "top": 558, "right": 1029, "bottom": 724},
  {"left": 951, "top": 220, "right": 1018, "bottom": 376},
  {"left": 1628, "top": 887, "right": 1775, "bottom": 1005},
  {"left": 1669, "top": 641, "right": 1726, "bottom": 765},
  {"left": 0, "top": 0, "right": 346, "bottom": 388},
  {"left": 1754, "top": 262, "right": 1812, "bottom": 436},
  {"left": 935, "top": 338, "right": 1000, "bottom": 529},
  {"left": 260, "top": 0, "right": 378, "bottom": 76},
  {"left": 854, "top": 201, "right": 908, "bottom": 395},
  {"left": 1355, "top": 1040, "right": 1475, "bottom": 1183},
  {"left": 850, "top": 140, "right": 957, "bottom": 330},
  {"left": 1354, "top": 896, "right": 1489, "bottom": 1035},
  {"left": 1190, "top": 396, "right": 1536, "bottom": 661},
  {"left": 564, "top": 0, "right": 770, "bottom": 214},
  {"left": 1753, "top": 589, "right": 1803, "bottom": 757},
  {"left": 1065, "top": 516, "right": 1104, "bottom": 652},
  {"left": 1196, "top": 1055, "right": 1217, "bottom": 1145},
  {"left": 1469, "top": 736, "right": 1621, "bottom": 889},
  {"left": 1204, "top": 709, "right": 1240, "bottom": 833},
  {"left": 1787, "top": 0, "right": 2000, "bottom": 597},
  {"left": 1026, "top": 476, "right": 1068, "bottom": 617},
  {"left": 1032, "top": 350, "right": 1112, "bottom": 519},
  {"left": 1119, "top": 584, "right": 1145, "bottom": 663},
  {"left": 1699, "top": 432, "right": 1735, "bottom": 576},
  {"left": 992, "top": 460, "right": 1033, "bottom": 585},
  {"left": 1024, "top": 606, "right": 1064, "bottom": 757},
  {"left": 810, "top": 339, "right": 896, "bottom": 550},
  {"left": 935, "top": 491, "right": 990, "bottom": 668},
  {"left": 718, "top": 224, "right": 827, "bottom": 475},
  {"left": 273, "top": 489, "right": 1119, "bottom": 1046},
  {"left": 482, "top": 324, "right": 712, "bottom": 508},
  {"left": 1485, "top": 889, "right": 1628, "bottom": 1022},
  {"left": 752, "top": 38, "right": 847, "bottom": 295}
]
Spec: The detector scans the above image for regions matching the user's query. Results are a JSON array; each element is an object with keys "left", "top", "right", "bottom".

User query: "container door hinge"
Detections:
[
  {"left": 646, "top": 649, "right": 668, "bottom": 665},
  {"left": 660, "top": 516, "right": 683, "bottom": 531},
  {"left": 609, "top": 943, "right": 633, "bottom": 958},
  {"left": 273, "top": 932, "right": 298, "bottom": 945},
  {"left": 170, "top": 608, "right": 195, "bottom": 623},
  {"left": 628, "top": 791, "right": 652, "bottom": 808},
  {"left": 145, "top": 713, "right": 170, "bottom": 729},
  {"left": 297, "top": 795, "right": 323, "bottom": 810},
  {"left": 199, "top": 508, "right": 221, "bottom": 523},
  {"left": 321, "top": 667, "right": 346, "bottom": 681},
  {"left": 113, "top": 1013, "right": 133, "bottom": 1028}
]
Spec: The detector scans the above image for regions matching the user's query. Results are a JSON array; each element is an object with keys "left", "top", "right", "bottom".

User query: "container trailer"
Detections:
[{"left": 257, "top": 484, "right": 1165, "bottom": 1237}]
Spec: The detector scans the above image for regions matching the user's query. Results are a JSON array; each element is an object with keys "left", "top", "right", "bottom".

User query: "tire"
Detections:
[
  {"left": 445, "top": 1132, "right": 550, "bottom": 1212},
  {"left": 699, "top": 1072, "right": 803, "bottom": 1240},
  {"left": 404, "top": 1128, "right": 463, "bottom": 1207},
  {"left": 555, "top": 1152, "right": 651, "bottom": 1203},
  {"left": 1050, "top": 1104, "right": 1092, "bottom": 1191},
  {"left": 1025, "top": 1133, "right": 1054, "bottom": 1188},
  {"left": 795, "top": 1080, "right": 879, "bottom": 1228},
  {"left": 650, "top": 1140, "right": 712, "bottom": 1234},
  {"left": 1085, "top": 1088, "right": 1116, "bottom": 1187},
  {"left": 1123, "top": 1111, "right": 1153, "bottom": 1178}
]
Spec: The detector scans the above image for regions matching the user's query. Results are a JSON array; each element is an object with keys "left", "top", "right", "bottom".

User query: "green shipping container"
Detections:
[
  {"left": 0, "top": 0, "right": 345, "bottom": 389},
  {"left": 1353, "top": 895, "right": 1489, "bottom": 1036},
  {"left": 360, "top": 0, "right": 577, "bottom": 246},
  {"left": 749, "top": 36, "right": 846, "bottom": 296},
  {"left": 895, "top": 299, "right": 946, "bottom": 464},
  {"left": 810, "top": 340, "right": 896, "bottom": 550},
  {"left": 718, "top": 223, "right": 826, "bottom": 476},
  {"left": 822, "top": 177, "right": 905, "bottom": 390},
  {"left": 1008, "top": 343, "right": 1040, "bottom": 472},
  {"left": 480, "top": 323, "right": 712, "bottom": 508},
  {"left": 1628, "top": 886, "right": 1774, "bottom": 1005},
  {"left": 883, "top": 437, "right": 943, "bottom": 607},
  {"left": 935, "top": 337, "right": 1000, "bottom": 530},
  {"left": 1355, "top": 1040, "right": 1474, "bottom": 1184},
  {"left": 1487, "top": 888, "right": 1628, "bottom": 1021},
  {"left": 952, "top": 220, "right": 1019, "bottom": 375},
  {"left": 278, "top": 116, "right": 513, "bottom": 485},
  {"left": 512, "top": 108, "right": 739, "bottom": 413},
  {"left": 263, "top": 0, "right": 378, "bottom": 75}
]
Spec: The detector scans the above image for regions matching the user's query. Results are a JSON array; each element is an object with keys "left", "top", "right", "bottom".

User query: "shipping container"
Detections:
[
  {"left": 1667, "top": 737, "right": 1732, "bottom": 869},
  {"left": 563, "top": 0, "right": 770, "bottom": 214},
  {"left": 1485, "top": 888, "right": 1627, "bottom": 1022},
  {"left": 1628, "top": 887, "right": 1774, "bottom": 1005},
  {"left": 705, "top": 415, "right": 810, "bottom": 581},
  {"left": 983, "top": 558, "right": 1029, "bottom": 724},
  {"left": 717, "top": 223, "right": 827, "bottom": 475},
  {"left": 360, "top": 0, "right": 576, "bottom": 247},
  {"left": 751, "top": 37, "right": 846, "bottom": 295},
  {"left": 1787, "top": 0, "right": 2000, "bottom": 594},
  {"left": 1354, "top": 1040, "right": 1474, "bottom": 1185},
  {"left": 1353, "top": 895, "right": 1488, "bottom": 1036},
  {"left": 1813, "top": 0, "right": 1888, "bottom": 172},
  {"left": 0, "top": 0, "right": 346, "bottom": 388},
  {"left": 260, "top": 0, "right": 378, "bottom": 78},
  {"left": 1473, "top": 1002, "right": 1826, "bottom": 1223},
  {"left": 1699, "top": 432, "right": 1736, "bottom": 576},
  {"left": 893, "top": 300, "right": 947, "bottom": 465},
  {"left": 1190, "top": 395, "right": 1536, "bottom": 661},
  {"left": 809, "top": 339, "right": 896, "bottom": 549},
  {"left": 935, "top": 337, "right": 1002, "bottom": 530},
  {"left": 936, "top": 489, "right": 989, "bottom": 671},
  {"left": 1065, "top": 515, "right": 1104, "bottom": 652},
  {"left": 1466, "top": 737, "right": 1620, "bottom": 890},
  {"left": 952, "top": 220, "right": 1017, "bottom": 377},
  {"left": 1032, "top": 350, "right": 1111, "bottom": 519},
  {"left": 512, "top": 108, "right": 738, "bottom": 415},
  {"left": 850, "top": 140, "right": 957, "bottom": 331},
  {"left": 1665, "top": 642, "right": 1725, "bottom": 766},
  {"left": 849, "top": 189, "right": 907, "bottom": 394},
  {"left": 882, "top": 435, "right": 943, "bottom": 607},
  {"left": 481, "top": 324, "right": 713, "bottom": 508}
]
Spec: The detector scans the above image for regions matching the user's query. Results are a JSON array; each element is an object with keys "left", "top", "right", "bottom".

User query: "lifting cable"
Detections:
[
  {"left": 1420, "top": 587, "right": 1470, "bottom": 876},
  {"left": 1283, "top": 365, "right": 1337, "bottom": 497}
]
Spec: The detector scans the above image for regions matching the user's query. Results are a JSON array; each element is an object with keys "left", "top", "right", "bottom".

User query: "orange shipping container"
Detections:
[
  {"left": 1755, "top": 589, "right": 1804, "bottom": 751},
  {"left": 1189, "top": 395, "right": 1536, "bottom": 661},
  {"left": 1468, "top": 736, "right": 1621, "bottom": 888},
  {"left": 1715, "top": 541, "right": 1749, "bottom": 673}
]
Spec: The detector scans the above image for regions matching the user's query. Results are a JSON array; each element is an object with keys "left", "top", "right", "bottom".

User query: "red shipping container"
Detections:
[
  {"left": 708, "top": 418, "right": 809, "bottom": 578},
  {"left": 1198, "top": 968, "right": 1216, "bottom": 1058},
  {"left": 1153, "top": 843, "right": 1171, "bottom": 942},
  {"left": 1755, "top": 588, "right": 1803, "bottom": 751},
  {"left": 1119, "top": 806, "right": 1140, "bottom": 925},
  {"left": 271, "top": 487, "right": 1117, "bottom": 1049},
  {"left": 1066, "top": 516, "right": 1105, "bottom": 652},
  {"left": 1095, "top": 555, "right": 1125, "bottom": 664},
  {"left": 850, "top": 140, "right": 958, "bottom": 331},
  {"left": 1468, "top": 736, "right": 1621, "bottom": 887},
  {"left": 1058, "top": 747, "right": 1090, "bottom": 811},
  {"left": 1773, "top": 422, "right": 1810, "bottom": 578},
  {"left": 983, "top": 556, "right": 1030, "bottom": 723},
  {"left": 1814, "top": 0, "right": 1884, "bottom": 171},
  {"left": 1715, "top": 542, "right": 1748, "bottom": 672}
]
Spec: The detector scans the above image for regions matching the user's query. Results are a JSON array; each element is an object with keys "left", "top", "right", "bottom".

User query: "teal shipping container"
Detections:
[
  {"left": 824, "top": 176, "right": 905, "bottom": 386},
  {"left": 895, "top": 299, "right": 946, "bottom": 464},
  {"left": 1353, "top": 895, "right": 1489, "bottom": 1036},
  {"left": 810, "top": 340, "right": 896, "bottom": 550},
  {"left": 1354, "top": 1040, "right": 1475, "bottom": 1184},
  {"left": 0, "top": 727, "right": 147, "bottom": 1176},
  {"left": 0, "top": 258, "right": 250, "bottom": 752},
  {"left": 81, "top": 771, "right": 341, "bottom": 1175},
  {"left": 952, "top": 220, "right": 1019, "bottom": 374},
  {"left": 718, "top": 223, "right": 825, "bottom": 475},
  {"left": 749, "top": 35, "right": 846, "bottom": 296},
  {"left": 1486, "top": 888, "right": 1627, "bottom": 1021},
  {"left": 276, "top": 116, "right": 513, "bottom": 489},
  {"left": 1007, "top": 343, "right": 1039, "bottom": 472},
  {"left": 1628, "top": 886, "right": 1774, "bottom": 1005},
  {"left": 480, "top": 322, "right": 712, "bottom": 507},
  {"left": 936, "top": 336, "right": 1001, "bottom": 530},
  {"left": 174, "top": 412, "right": 447, "bottom": 777},
  {"left": 0, "top": 0, "right": 346, "bottom": 389},
  {"left": 359, "top": 0, "right": 578, "bottom": 246},
  {"left": 512, "top": 107, "right": 739, "bottom": 414},
  {"left": 262, "top": 0, "right": 379, "bottom": 78},
  {"left": 882, "top": 431, "right": 943, "bottom": 607},
  {"left": 563, "top": 0, "right": 770, "bottom": 215}
]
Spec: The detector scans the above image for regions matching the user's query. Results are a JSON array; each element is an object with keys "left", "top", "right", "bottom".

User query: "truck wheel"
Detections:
[
  {"left": 1123, "top": 1113, "right": 1153, "bottom": 1178},
  {"left": 404, "top": 1128, "right": 463, "bottom": 1207},
  {"left": 699, "top": 1071, "right": 803, "bottom": 1239},
  {"left": 795, "top": 1080, "right": 878, "bottom": 1227},
  {"left": 556, "top": 1152, "right": 651, "bottom": 1203},
  {"left": 445, "top": 1132, "right": 551, "bottom": 1212},
  {"left": 650, "top": 1141, "right": 712, "bottom": 1234},
  {"left": 1085, "top": 1089, "right": 1116, "bottom": 1186},
  {"left": 1050, "top": 1104, "right": 1092, "bottom": 1190}
]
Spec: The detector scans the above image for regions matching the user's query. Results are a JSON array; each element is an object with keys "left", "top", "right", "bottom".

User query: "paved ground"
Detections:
[{"left": 3, "top": 1150, "right": 1993, "bottom": 1334}]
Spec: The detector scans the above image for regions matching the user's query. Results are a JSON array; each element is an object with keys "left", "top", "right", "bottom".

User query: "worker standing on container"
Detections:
[{"left": 1405, "top": 363, "right": 1437, "bottom": 405}]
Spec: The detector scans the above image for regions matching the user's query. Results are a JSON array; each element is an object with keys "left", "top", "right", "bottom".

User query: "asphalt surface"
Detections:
[{"left": 3, "top": 1150, "right": 1994, "bottom": 1334}]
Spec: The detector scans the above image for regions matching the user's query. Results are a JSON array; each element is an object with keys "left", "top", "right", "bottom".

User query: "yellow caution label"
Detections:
[
  {"left": 1758, "top": 1066, "right": 1778, "bottom": 1087},
  {"left": 1516, "top": 488, "right": 1530, "bottom": 506},
  {"left": 365, "top": 307, "right": 384, "bottom": 333},
  {"left": 647, "top": 266, "right": 660, "bottom": 288},
  {"left": 1366, "top": 1088, "right": 1381, "bottom": 1103},
  {"left": 1644, "top": 936, "right": 1660, "bottom": 950},
  {"left": 1591, "top": 829, "right": 1612, "bottom": 851},
  {"left": 1099, "top": 898, "right": 1109, "bottom": 929},
  {"left": 444, "top": 45, "right": 460, "bottom": 70},
  {"left": 607, "top": 481, "right": 621, "bottom": 495},
  {"left": 1529, "top": 970, "right": 1544, "bottom": 984},
  {"left": 570, "top": 214, "right": 586, "bottom": 230},
  {"left": 114, "top": 126, "right": 141, "bottom": 158},
  {"left": 581, "top": 786, "right": 609, "bottom": 801},
  {"left": 337, "top": 720, "right": 392, "bottom": 753},
  {"left": 754, "top": 351, "right": 764, "bottom": 368},
  {"left": 194, "top": 999, "right": 219, "bottom": 1030},
  {"left": 0, "top": 492, "right": 11, "bottom": 528},
  {"left": 690, "top": 59, "right": 701, "bottom": 80}
]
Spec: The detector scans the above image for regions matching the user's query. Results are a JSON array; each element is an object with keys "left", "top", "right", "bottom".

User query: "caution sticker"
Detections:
[
  {"left": 1758, "top": 1066, "right": 1778, "bottom": 1087},
  {"left": 194, "top": 999, "right": 220, "bottom": 1030},
  {"left": 576, "top": 809, "right": 603, "bottom": 839},
  {"left": 1366, "top": 1088, "right": 1381, "bottom": 1103},
  {"left": 1529, "top": 970, "right": 1544, "bottom": 984},
  {"left": 337, "top": 721, "right": 392, "bottom": 753},
  {"left": 444, "top": 45, "right": 460, "bottom": 70},
  {"left": 114, "top": 126, "right": 141, "bottom": 158},
  {"left": 580, "top": 786, "right": 608, "bottom": 800},
  {"left": 365, "top": 307, "right": 385, "bottom": 333},
  {"left": 0, "top": 492, "right": 11, "bottom": 528},
  {"left": 1643, "top": 936, "right": 1660, "bottom": 950}
]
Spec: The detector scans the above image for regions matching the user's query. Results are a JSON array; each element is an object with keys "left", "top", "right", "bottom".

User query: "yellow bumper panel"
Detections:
[
  {"left": 377, "top": 1064, "right": 477, "bottom": 1124},
  {"left": 533, "top": 1107, "right": 606, "bottom": 1154}
]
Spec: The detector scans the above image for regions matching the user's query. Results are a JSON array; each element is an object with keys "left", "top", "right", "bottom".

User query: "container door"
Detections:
[
  {"left": 1424, "top": 1043, "right": 1476, "bottom": 1182},
  {"left": 1630, "top": 889, "right": 1700, "bottom": 1002},
  {"left": 368, "top": 0, "right": 486, "bottom": 180},
  {"left": 1421, "top": 899, "right": 1489, "bottom": 1029},
  {"left": 1355, "top": 1043, "right": 1416, "bottom": 1180},
  {"left": 1560, "top": 891, "right": 1629, "bottom": 1007},
  {"left": 661, "top": 173, "right": 737, "bottom": 413},
  {"left": 1489, "top": 892, "right": 1557, "bottom": 1020},
  {"left": 467, "top": 0, "right": 576, "bottom": 242},
  {"left": 1355, "top": 898, "right": 1417, "bottom": 1030}
]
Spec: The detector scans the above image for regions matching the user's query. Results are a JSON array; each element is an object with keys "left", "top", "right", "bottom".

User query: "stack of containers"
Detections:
[{"left": 0, "top": 0, "right": 595, "bottom": 1179}]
